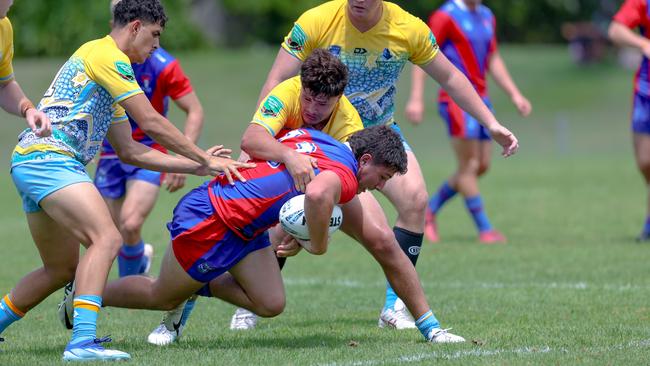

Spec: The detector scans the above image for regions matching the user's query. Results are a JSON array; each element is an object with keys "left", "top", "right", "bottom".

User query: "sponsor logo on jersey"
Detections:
[
  {"left": 261, "top": 95, "right": 284, "bottom": 117},
  {"left": 353, "top": 48, "right": 367, "bottom": 54},
  {"left": 197, "top": 261, "right": 216, "bottom": 274},
  {"left": 287, "top": 24, "right": 307, "bottom": 52},
  {"left": 115, "top": 61, "right": 136, "bottom": 82},
  {"left": 141, "top": 74, "right": 152, "bottom": 93},
  {"left": 408, "top": 246, "right": 421, "bottom": 256},
  {"left": 329, "top": 45, "right": 342, "bottom": 56},
  {"left": 382, "top": 48, "right": 392, "bottom": 60}
]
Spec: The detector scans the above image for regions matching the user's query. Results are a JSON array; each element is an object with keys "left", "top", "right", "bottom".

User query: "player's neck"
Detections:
[
  {"left": 347, "top": 4, "right": 383, "bottom": 33},
  {"left": 109, "top": 29, "right": 131, "bottom": 57}
]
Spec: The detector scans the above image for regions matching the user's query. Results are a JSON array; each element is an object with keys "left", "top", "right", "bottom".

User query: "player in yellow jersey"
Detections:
[
  {"left": 0, "top": 0, "right": 252, "bottom": 361},
  {"left": 248, "top": 0, "right": 518, "bottom": 342},
  {"left": 0, "top": 1, "right": 51, "bottom": 137}
]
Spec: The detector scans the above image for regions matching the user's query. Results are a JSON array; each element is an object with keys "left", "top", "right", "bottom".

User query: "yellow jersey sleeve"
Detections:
[
  {"left": 251, "top": 77, "right": 301, "bottom": 135},
  {"left": 406, "top": 15, "right": 439, "bottom": 66},
  {"left": 0, "top": 18, "right": 14, "bottom": 83},
  {"left": 281, "top": 7, "right": 323, "bottom": 61},
  {"left": 83, "top": 38, "right": 143, "bottom": 104}
]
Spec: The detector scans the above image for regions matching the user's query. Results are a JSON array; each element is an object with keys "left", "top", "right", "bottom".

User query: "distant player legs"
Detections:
[
  {"left": 633, "top": 133, "right": 650, "bottom": 238},
  {"left": 104, "top": 178, "right": 160, "bottom": 276}
]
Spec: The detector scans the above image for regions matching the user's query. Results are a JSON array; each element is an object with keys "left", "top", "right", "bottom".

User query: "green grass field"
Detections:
[{"left": 1, "top": 45, "right": 649, "bottom": 365}]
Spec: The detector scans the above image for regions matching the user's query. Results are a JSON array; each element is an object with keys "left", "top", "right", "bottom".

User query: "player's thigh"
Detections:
[
  {"left": 153, "top": 243, "right": 205, "bottom": 304},
  {"left": 451, "top": 137, "right": 481, "bottom": 170},
  {"left": 122, "top": 178, "right": 161, "bottom": 221},
  {"left": 633, "top": 133, "right": 650, "bottom": 170},
  {"left": 379, "top": 151, "right": 427, "bottom": 209},
  {"left": 26, "top": 210, "right": 80, "bottom": 271},
  {"left": 228, "top": 245, "right": 284, "bottom": 305},
  {"left": 39, "top": 182, "right": 121, "bottom": 247}
]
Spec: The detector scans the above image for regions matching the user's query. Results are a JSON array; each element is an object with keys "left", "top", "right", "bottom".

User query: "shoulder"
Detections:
[
  {"left": 0, "top": 17, "right": 12, "bottom": 33},
  {"left": 77, "top": 36, "right": 130, "bottom": 66},
  {"left": 478, "top": 4, "right": 494, "bottom": 19}
]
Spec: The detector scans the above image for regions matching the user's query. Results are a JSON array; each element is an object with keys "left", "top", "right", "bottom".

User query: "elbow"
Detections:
[
  {"left": 311, "top": 246, "right": 327, "bottom": 256},
  {"left": 116, "top": 150, "right": 136, "bottom": 165},
  {"left": 240, "top": 134, "right": 253, "bottom": 154}
]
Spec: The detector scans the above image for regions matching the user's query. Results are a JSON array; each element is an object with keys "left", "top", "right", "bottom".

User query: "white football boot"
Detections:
[
  {"left": 427, "top": 327, "right": 466, "bottom": 343},
  {"left": 229, "top": 308, "right": 258, "bottom": 330},
  {"left": 378, "top": 298, "right": 416, "bottom": 329},
  {"left": 57, "top": 281, "right": 75, "bottom": 330},
  {"left": 141, "top": 243, "right": 154, "bottom": 274},
  {"left": 147, "top": 299, "right": 187, "bottom": 346}
]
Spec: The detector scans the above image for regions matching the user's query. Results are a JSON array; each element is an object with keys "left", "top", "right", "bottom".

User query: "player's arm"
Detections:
[
  {"left": 301, "top": 170, "right": 342, "bottom": 255},
  {"left": 404, "top": 66, "right": 427, "bottom": 124},
  {"left": 420, "top": 53, "right": 519, "bottom": 157},
  {"left": 120, "top": 95, "right": 253, "bottom": 183},
  {"left": 609, "top": 21, "right": 650, "bottom": 57},
  {"left": 241, "top": 124, "right": 317, "bottom": 192},
  {"left": 488, "top": 51, "right": 532, "bottom": 117},
  {"left": 256, "top": 49, "right": 302, "bottom": 107},
  {"left": 107, "top": 120, "right": 206, "bottom": 175},
  {"left": 0, "top": 80, "right": 52, "bottom": 136}
]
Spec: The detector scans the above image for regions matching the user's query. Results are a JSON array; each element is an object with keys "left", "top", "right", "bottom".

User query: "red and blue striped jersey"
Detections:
[
  {"left": 614, "top": 0, "right": 650, "bottom": 97},
  {"left": 209, "top": 128, "right": 359, "bottom": 241},
  {"left": 101, "top": 47, "right": 193, "bottom": 157},
  {"left": 429, "top": 0, "right": 497, "bottom": 102}
]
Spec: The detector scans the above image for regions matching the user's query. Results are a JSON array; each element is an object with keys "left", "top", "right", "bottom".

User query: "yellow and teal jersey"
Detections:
[
  {"left": 282, "top": 0, "right": 439, "bottom": 127},
  {"left": 0, "top": 17, "right": 15, "bottom": 83},
  {"left": 252, "top": 76, "right": 363, "bottom": 142},
  {"left": 12, "top": 36, "right": 143, "bottom": 166}
]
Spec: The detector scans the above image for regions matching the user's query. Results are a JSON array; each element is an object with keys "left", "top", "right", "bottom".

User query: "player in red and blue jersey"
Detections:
[
  {"left": 406, "top": 0, "right": 531, "bottom": 244},
  {"left": 79, "top": 126, "right": 409, "bottom": 350},
  {"left": 96, "top": 0, "right": 204, "bottom": 278},
  {"left": 610, "top": 0, "right": 650, "bottom": 241}
]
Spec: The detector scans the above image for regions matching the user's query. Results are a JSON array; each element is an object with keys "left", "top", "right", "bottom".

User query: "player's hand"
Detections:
[
  {"left": 25, "top": 108, "right": 52, "bottom": 137},
  {"left": 488, "top": 124, "right": 519, "bottom": 157},
  {"left": 276, "top": 235, "right": 303, "bottom": 257},
  {"left": 206, "top": 155, "right": 256, "bottom": 184},
  {"left": 405, "top": 98, "right": 425, "bottom": 125},
  {"left": 511, "top": 93, "right": 532, "bottom": 117},
  {"left": 164, "top": 173, "right": 186, "bottom": 193},
  {"left": 206, "top": 144, "right": 232, "bottom": 159},
  {"left": 284, "top": 150, "right": 317, "bottom": 192}
]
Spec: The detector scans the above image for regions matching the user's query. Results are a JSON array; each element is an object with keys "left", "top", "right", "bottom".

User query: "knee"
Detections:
[
  {"left": 100, "top": 230, "right": 124, "bottom": 257},
  {"left": 44, "top": 264, "right": 77, "bottom": 288},
  {"left": 363, "top": 227, "right": 401, "bottom": 260},
  {"left": 158, "top": 298, "right": 186, "bottom": 312},
  {"left": 253, "top": 296, "right": 285, "bottom": 318},
  {"left": 119, "top": 214, "right": 144, "bottom": 238},
  {"left": 397, "top": 186, "right": 428, "bottom": 218},
  {"left": 477, "top": 161, "right": 490, "bottom": 177}
]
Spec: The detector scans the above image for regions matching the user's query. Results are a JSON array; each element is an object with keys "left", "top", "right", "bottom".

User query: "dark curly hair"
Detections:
[
  {"left": 300, "top": 49, "right": 349, "bottom": 97},
  {"left": 348, "top": 125, "right": 408, "bottom": 175},
  {"left": 112, "top": 0, "right": 167, "bottom": 28}
]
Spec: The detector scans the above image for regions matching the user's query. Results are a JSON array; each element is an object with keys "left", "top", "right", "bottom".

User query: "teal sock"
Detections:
[
  {"left": 383, "top": 283, "right": 398, "bottom": 310},
  {"left": 465, "top": 195, "right": 493, "bottom": 233},
  {"left": 415, "top": 310, "right": 440, "bottom": 340},
  {"left": 0, "top": 295, "right": 24, "bottom": 334},
  {"left": 180, "top": 298, "right": 197, "bottom": 326},
  {"left": 70, "top": 295, "right": 102, "bottom": 344}
]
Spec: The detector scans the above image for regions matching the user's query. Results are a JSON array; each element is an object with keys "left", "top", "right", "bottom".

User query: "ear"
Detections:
[
  {"left": 359, "top": 153, "right": 372, "bottom": 167},
  {"left": 129, "top": 19, "right": 142, "bottom": 35}
]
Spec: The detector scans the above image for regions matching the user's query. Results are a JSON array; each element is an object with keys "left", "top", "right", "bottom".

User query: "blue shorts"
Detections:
[
  {"left": 11, "top": 153, "right": 92, "bottom": 213},
  {"left": 168, "top": 181, "right": 271, "bottom": 283},
  {"left": 389, "top": 123, "right": 413, "bottom": 152},
  {"left": 94, "top": 158, "right": 163, "bottom": 199},
  {"left": 632, "top": 93, "right": 650, "bottom": 134},
  {"left": 439, "top": 97, "right": 493, "bottom": 141}
]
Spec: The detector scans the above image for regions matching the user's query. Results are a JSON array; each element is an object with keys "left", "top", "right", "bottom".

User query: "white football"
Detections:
[{"left": 279, "top": 194, "right": 343, "bottom": 240}]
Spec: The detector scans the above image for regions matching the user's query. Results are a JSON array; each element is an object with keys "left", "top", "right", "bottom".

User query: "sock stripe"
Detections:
[
  {"left": 74, "top": 299, "right": 101, "bottom": 309},
  {"left": 3, "top": 295, "right": 25, "bottom": 318},
  {"left": 415, "top": 310, "right": 433, "bottom": 325}
]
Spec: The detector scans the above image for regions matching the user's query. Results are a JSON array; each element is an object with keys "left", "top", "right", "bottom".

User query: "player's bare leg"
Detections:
[{"left": 633, "top": 133, "right": 650, "bottom": 241}]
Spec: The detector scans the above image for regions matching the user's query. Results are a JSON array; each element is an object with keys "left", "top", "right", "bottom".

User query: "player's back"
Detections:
[
  {"left": 432, "top": 1, "right": 496, "bottom": 99},
  {"left": 211, "top": 128, "right": 358, "bottom": 240}
]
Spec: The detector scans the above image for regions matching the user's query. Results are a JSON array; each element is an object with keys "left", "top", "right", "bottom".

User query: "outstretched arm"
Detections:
[
  {"left": 421, "top": 53, "right": 519, "bottom": 157},
  {"left": 488, "top": 51, "right": 532, "bottom": 117}
]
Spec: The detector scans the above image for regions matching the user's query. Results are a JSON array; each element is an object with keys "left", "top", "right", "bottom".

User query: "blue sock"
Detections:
[
  {"left": 428, "top": 181, "right": 457, "bottom": 214},
  {"left": 181, "top": 298, "right": 197, "bottom": 326},
  {"left": 415, "top": 310, "right": 441, "bottom": 340},
  {"left": 465, "top": 195, "right": 492, "bottom": 233},
  {"left": 643, "top": 216, "right": 650, "bottom": 235},
  {"left": 118, "top": 241, "right": 145, "bottom": 277},
  {"left": 0, "top": 295, "right": 24, "bottom": 334},
  {"left": 383, "top": 282, "right": 398, "bottom": 310},
  {"left": 70, "top": 295, "right": 102, "bottom": 345}
]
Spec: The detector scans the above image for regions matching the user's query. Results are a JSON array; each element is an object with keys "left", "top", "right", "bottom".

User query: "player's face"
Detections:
[
  {"left": 347, "top": 0, "right": 382, "bottom": 21},
  {"left": 463, "top": 0, "right": 482, "bottom": 7},
  {"left": 131, "top": 21, "right": 162, "bottom": 63},
  {"left": 299, "top": 89, "right": 340, "bottom": 126},
  {"left": 0, "top": 0, "right": 14, "bottom": 19},
  {"left": 356, "top": 155, "right": 396, "bottom": 193}
]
